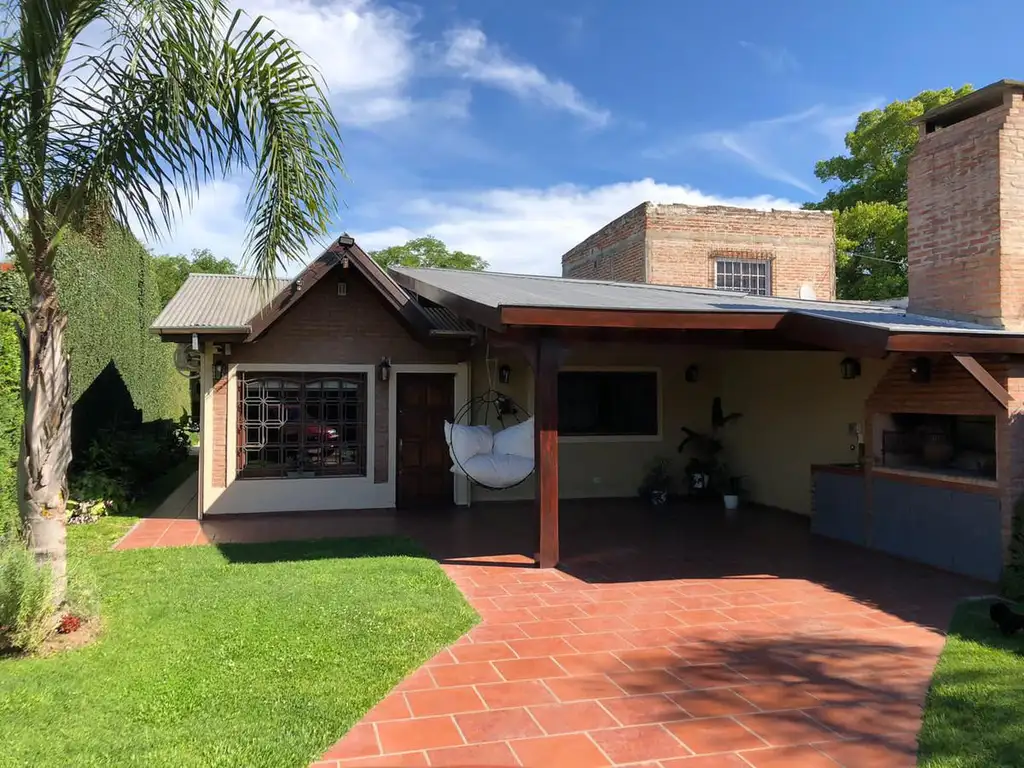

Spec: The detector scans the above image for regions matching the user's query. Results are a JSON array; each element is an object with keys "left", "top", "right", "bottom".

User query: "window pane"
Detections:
[
  {"left": 237, "top": 371, "right": 368, "bottom": 479},
  {"left": 557, "top": 371, "right": 658, "bottom": 436},
  {"left": 715, "top": 259, "right": 770, "bottom": 295}
]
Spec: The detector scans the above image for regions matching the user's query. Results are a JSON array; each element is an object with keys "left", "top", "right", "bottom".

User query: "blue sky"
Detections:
[{"left": 152, "top": 0, "right": 1020, "bottom": 275}]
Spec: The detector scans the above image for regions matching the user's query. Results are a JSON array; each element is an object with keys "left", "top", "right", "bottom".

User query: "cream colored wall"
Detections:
[
  {"left": 717, "top": 351, "right": 890, "bottom": 515},
  {"left": 468, "top": 341, "right": 715, "bottom": 503}
]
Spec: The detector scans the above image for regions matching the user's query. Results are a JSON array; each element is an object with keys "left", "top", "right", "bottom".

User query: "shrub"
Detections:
[
  {"left": 0, "top": 540, "right": 55, "bottom": 653},
  {"left": 1001, "top": 495, "right": 1024, "bottom": 601},
  {"left": 67, "top": 470, "right": 129, "bottom": 522}
]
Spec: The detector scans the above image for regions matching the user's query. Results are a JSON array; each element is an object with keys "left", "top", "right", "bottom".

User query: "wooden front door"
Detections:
[{"left": 396, "top": 373, "right": 455, "bottom": 508}]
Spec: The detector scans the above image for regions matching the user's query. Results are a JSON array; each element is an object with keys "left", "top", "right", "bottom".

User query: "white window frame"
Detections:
[{"left": 715, "top": 258, "right": 771, "bottom": 296}]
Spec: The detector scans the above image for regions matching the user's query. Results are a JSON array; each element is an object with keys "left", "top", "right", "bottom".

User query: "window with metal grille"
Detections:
[
  {"left": 715, "top": 259, "right": 771, "bottom": 295},
  {"left": 237, "top": 372, "right": 367, "bottom": 479}
]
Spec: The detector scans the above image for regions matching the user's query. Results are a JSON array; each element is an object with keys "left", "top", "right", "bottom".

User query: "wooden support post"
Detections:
[{"left": 535, "top": 335, "right": 561, "bottom": 568}]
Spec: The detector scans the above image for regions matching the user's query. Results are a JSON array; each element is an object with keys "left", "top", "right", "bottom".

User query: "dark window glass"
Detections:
[
  {"left": 557, "top": 371, "right": 658, "bottom": 437},
  {"left": 237, "top": 372, "right": 367, "bottom": 479}
]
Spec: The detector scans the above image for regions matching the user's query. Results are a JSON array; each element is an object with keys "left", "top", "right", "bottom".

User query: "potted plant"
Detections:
[
  {"left": 719, "top": 471, "right": 746, "bottom": 518},
  {"left": 678, "top": 397, "right": 742, "bottom": 497},
  {"left": 638, "top": 457, "right": 673, "bottom": 506}
]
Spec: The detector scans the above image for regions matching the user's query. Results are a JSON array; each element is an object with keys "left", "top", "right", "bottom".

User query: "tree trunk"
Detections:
[{"left": 19, "top": 285, "right": 72, "bottom": 605}]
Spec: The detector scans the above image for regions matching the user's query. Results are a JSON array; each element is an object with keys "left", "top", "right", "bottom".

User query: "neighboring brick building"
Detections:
[{"left": 562, "top": 202, "right": 836, "bottom": 300}]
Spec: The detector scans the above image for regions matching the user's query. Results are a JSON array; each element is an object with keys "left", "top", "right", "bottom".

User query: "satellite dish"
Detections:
[
  {"left": 174, "top": 343, "right": 202, "bottom": 379},
  {"left": 798, "top": 283, "right": 817, "bottom": 301}
]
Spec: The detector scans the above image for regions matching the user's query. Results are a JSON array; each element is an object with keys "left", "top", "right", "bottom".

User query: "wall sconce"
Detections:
[
  {"left": 378, "top": 357, "right": 391, "bottom": 382},
  {"left": 910, "top": 356, "right": 932, "bottom": 383},
  {"left": 839, "top": 357, "right": 861, "bottom": 380},
  {"left": 685, "top": 364, "right": 700, "bottom": 383},
  {"left": 213, "top": 361, "right": 226, "bottom": 381},
  {"left": 498, "top": 364, "right": 511, "bottom": 385}
]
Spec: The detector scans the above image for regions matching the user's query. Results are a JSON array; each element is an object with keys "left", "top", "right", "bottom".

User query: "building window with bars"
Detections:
[
  {"left": 237, "top": 372, "right": 368, "bottom": 479},
  {"left": 715, "top": 259, "right": 771, "bottom": 295}
]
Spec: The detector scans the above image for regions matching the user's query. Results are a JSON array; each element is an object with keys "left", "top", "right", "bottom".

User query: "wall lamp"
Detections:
[
  {"left": 378, "top": 357, "right": 392, "bottom": 382},
  {"left": 840, "top": 357, "right": 861, "bottom": 380},
  {"left": 498, "top": 364, "right": 512, "bottom": 385}
]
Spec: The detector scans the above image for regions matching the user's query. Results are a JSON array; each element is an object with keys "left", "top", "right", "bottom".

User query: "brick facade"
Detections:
[
  {"left": 908, "top": 90, "right": 1024, "bottom": 328},
  {"left": 561, "top": 202, "right": 835, "bottom": 300},
  {"left": 211, "top": 268, "right": 465, "bottom": 487}
]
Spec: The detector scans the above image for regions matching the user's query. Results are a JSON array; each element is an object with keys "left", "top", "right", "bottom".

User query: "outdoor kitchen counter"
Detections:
[{"left": 810, "top": 463, "right": 1002, "bottom": 582}]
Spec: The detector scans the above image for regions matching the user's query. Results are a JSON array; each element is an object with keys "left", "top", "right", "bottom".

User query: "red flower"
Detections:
[{"left": 57, "top": 614, "right": 82, "bottom": 634}]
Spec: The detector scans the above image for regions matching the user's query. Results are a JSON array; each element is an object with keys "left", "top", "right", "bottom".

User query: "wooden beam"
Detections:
[
  {"left": 534, "top": 335, "right": 563, "bottom": 569},
  {"left": 953, "top": 353, "right": 1016, "bottom": 408},
  {"left": 777, "top": 313, "right": 890, "bottom": 357},
  {"left": 500, "top": 306, "right": 785, "bottom": 331},
  {"left": 888, "top": 333, "right": 1024, "bottom": 354}
]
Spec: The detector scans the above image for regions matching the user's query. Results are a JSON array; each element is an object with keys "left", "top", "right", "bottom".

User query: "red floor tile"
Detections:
[
  {"left": 590, "top": 724, "right": 692, "bottom": 763},
  {"left": 661, "top": 756, "right": 751, "bottom": 767},
  {"left": 426, "top": 742, "right": 519, "bottom": 767},
  {"left": 507, "top": 636, "right": 578, "bottom": 658},
  {"left": 666, "top": 717, "right": 767, "bottom": 754},
  {"left": 740, "top": 745, "right": 841, "bottom": 767},
  {"left": 476, "top": 680, "right": 557, "bottom": 709},
  {"left": 601, "top": 694, "right": 690, "bottom": 726},
  {"left": 430, "top": 662, "right": 503, "bottom": 687},
  {"left": 737, "top": 712, "right": 839, "bottom": 747},
  {"left": 406, "top": 686, "right": 485, "bottom": 717},
  {"left": 669, "top": 689, "right": 760, "bottom": 718},
  {"left": 333, "top": 752, "right": 429, "bottom": 767},
  {"left": 554, "top": 652, "right": 632, "bottom": 676},
  {"left": 565, "top": 632, "right": 634, "bottom": 653},
  {"left": 362, "top": 695, "right": 411, "bottom": 723},
  {"left": 450, "top": 641, "right": 517, "bottom": 663},
  {"left": 376, "top": 717, "right": 463, "bottom": 753},
  {"left": 672, "top": 665, "right": 750, "bottom": 690},
  {"left": 733, "top": 683, "right": 821, "bottom": 711},
  {"left": 545, "top": 674, "right": 626, "bottom": 702},
  {"left": 528, "top": 700, "right": 618, "bottom": 734},
  {"left": 609, "top": 669, "right": 689, "bottom": 695},
  {"left": 495, "top": 656, "right": 566, "bottom": 681},
  {"left": 454, "top": 707, "right": 543, "bottom": 743},
  {"left": 510, "top": 733, "right": 611, "bottom": 767}
]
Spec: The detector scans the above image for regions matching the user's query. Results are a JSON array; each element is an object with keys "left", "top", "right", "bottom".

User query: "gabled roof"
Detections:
[
  {"left": 151, "top": 236, "right": 475, "bottom": 339},
  {"left": 390, "top": 267, "right": 1024, "bottom": 355}
]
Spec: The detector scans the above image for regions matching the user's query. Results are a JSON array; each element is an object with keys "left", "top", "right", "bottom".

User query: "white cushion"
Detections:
[
  {"left": 444, "top": 422, "right": 493, "bottom": 468},
  {"left": 459, "top": 453, "right": 534, "bottom": 488},
  {"left": 492, "top": 417, "right": 534, "bottom": 460}
]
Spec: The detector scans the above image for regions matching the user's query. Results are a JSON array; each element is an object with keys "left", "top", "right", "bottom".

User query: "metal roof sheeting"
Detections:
[
  {"left": 392, "top": 267, "right": 1022, "bottom": 336},
  {"left": 152, "top": 274, "right": 290, "bottom": 332}
]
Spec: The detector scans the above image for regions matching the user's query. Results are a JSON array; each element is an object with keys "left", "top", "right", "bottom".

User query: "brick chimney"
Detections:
[{"left": 908, "top": 80, "right": 1024, "bottom": 328}]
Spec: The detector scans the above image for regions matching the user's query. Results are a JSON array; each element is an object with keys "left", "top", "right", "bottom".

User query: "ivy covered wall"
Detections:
[
  {"left": 0, "top": 312, "right": 20, "bottom": 538},
  {"left": 0, "top": 226, "right": 188, "bottom": 533}
]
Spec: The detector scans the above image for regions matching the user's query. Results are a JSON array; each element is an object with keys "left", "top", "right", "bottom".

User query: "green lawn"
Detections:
[
  {"left": 0, "top": 472, "right": 478, "bottom": 767},
  {"left": 918, "top": 599, "right": 1024, "bottom": 768}
]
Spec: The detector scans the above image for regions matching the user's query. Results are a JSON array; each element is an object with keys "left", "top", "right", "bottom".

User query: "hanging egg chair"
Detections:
[{"left": 445, "top": 389, "right": 535, "bottom": 491}]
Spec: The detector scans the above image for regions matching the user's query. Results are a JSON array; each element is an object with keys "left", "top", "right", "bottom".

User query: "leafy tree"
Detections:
[
  {"left": 153, "top": 248, "right": 237, "bottom": 308},
  {"left": 807, "top": 85, "right": 973, "bottom": 299},
  {"left": 370, "top": 236, "right": 488, "bottom": 271},
  {"left": 0, "top": 0, "right": 342, "bottom": 602}
]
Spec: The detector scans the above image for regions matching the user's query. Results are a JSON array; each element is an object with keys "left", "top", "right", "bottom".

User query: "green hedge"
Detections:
[
  {"left": 0, "top": 226, "right": 188, "bottom": 534},
  {"left": 0, "top": 312, "right": 20, "bottom": 538}
]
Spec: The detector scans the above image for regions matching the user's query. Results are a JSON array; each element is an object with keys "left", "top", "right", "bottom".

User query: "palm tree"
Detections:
[{"left": 0, "top": 0, "right": 343, "bottom": 602}]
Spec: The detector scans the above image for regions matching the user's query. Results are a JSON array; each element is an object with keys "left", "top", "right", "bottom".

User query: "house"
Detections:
[{"left": 153, "top": 79, "right": 1024, "bottom": 582}]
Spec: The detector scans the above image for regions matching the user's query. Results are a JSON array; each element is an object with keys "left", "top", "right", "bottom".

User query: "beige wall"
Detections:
[
  {"left": 718, "top": 352, "right": 889, "bottom": 515},
  {"left": 470, "top": 345, "right": 889, "bottom": 516}
]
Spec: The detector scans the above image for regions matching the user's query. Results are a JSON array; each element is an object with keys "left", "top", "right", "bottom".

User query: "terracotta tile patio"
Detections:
[{"left": 114, "top": 492, "right": 988, "bottom": 767}]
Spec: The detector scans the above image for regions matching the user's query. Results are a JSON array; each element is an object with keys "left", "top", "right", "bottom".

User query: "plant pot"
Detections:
[
  {"left": 649, "top": 489, "right": 668, "bottom": 506},
  {"left": 723, "top": 494, "right": 739, "bottom": 510}
]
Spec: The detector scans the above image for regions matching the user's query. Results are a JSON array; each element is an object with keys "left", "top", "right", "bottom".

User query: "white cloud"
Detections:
[
  {"left": 355, "top": 178, "right": 799, "bottom": 275},
  {"left": 241, "top": 0, "right": 418, "bottom": 128},
  {"left": 647, "top": 100, "right": 881, "bottom": 194},
  {"left": 441, "top": 26, "right": 610, "bottom": 127}
]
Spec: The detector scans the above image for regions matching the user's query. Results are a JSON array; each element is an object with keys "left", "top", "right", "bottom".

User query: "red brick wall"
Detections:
[
  {"left": 646, "top": 205, "right": 835, "bottom": 299},
  {"left": 211, "top": 373, "right": 227, "bottom": 488},
  {"left": 907, "top": 93, "right": 1024, "bottom": 327},
  {"left": 866, "top": 354, "right": 1005, "bottom": 417},
  {"left": 215, "top": 269, "right": 465, "bottom": 485},
  {"left": 560, "top": 202, "right": 835, "bottom": 299},
  {"left": 561, "top": 203, "right": 647, "bottom": 282}
]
